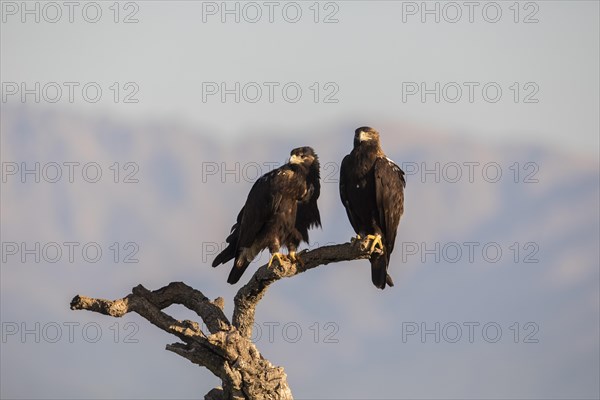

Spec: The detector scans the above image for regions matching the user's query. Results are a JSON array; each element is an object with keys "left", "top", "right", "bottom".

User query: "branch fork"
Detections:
[{"left": 70, "top": 241, "right": 374, "bottom": 399}]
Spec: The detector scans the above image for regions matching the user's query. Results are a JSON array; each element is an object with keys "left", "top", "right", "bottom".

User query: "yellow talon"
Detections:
[
  {"left": 267, "top": 252, "right": 286, "bottom": 268},
  {"left": 350, "top": 234, "right": 362, "bottom": 244},
  {"left": 289, "top": 251, "right": 304, "bottom": 267},
  {"left": 364, "top": 234, "right": 384, "bottom": 254}
]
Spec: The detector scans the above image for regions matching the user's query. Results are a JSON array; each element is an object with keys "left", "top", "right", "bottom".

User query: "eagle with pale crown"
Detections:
[
  {"left": 213, "top": 146, "right": 321, "bottom": 284},
  {"left": 340, "top": 127, "right": 406, "bottom": 289}
]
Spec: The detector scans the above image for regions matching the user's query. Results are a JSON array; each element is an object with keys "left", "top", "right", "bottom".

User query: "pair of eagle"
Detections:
[{"left": 212, "top": 127, "right": 406, "bottom": 289}]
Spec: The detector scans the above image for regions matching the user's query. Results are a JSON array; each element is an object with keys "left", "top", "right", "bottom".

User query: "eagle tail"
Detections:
[
  {"left": 227, "top": 259, "right": 250, "bottom": 285},
  {"left": 386, "top": 273, "right": 395, "bottom": 287},
  {"left": 212, "top": 244, "right": 235, "bottom": 268},
  {"left": 370, "top": 253, "right": 391, "bottom": 289}
]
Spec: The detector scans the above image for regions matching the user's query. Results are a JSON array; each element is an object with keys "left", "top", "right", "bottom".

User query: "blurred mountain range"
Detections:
[{"left": 1, "top": 105, "right": 598, "bottom": 399}]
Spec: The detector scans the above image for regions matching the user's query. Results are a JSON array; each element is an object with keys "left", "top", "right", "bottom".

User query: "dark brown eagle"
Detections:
[
  {"left": 339, "top": 127, "right": 406, "bottom": 289},
  {"left": 212, "top": 147, "right": 321, "bottom": 284}
]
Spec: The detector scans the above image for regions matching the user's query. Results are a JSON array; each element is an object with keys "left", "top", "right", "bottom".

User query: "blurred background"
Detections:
[{"left": 1, "top": 1, "right": 598, "bottom": 399}]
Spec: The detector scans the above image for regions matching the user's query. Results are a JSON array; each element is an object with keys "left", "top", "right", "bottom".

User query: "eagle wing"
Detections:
[
  {"left": 295, "top": 171, "right": 321, "bottom": 243},
  {"left": 339, "top": 154, "right": 361, "bottom": 234},
  {"left": 235, "top": 169, "right": 283, "bottom": 250},
  {"left": 374, "top": 157, "right": 406, "bottom": 256}
]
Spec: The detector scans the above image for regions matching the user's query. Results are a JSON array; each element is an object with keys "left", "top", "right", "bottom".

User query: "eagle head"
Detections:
[
  {"left": 289, "top": 146, "right": 318, "bottom": 169},
  {"left": 354, "top": 126, "right": 381, "bottom": 148}
]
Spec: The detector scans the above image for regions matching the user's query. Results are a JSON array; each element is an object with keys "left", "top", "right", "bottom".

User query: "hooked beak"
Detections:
[
  {"left": 289, "top": 154, "right": 303, "bottom": 164},
  {"left": 358, "top": 130, "right": 370, "bottom": 142}
]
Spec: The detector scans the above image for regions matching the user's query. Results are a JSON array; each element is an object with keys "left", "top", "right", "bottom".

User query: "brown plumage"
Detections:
[
  {"left": 339, "top": 127, "right": 406, "bottom": 289},
  {"left": 213, "top": 147, "right": 321, "bottom": 284}
]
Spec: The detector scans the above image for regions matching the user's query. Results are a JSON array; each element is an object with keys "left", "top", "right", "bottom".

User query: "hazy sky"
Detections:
[
  {"left": 2, "top": 0, "right": 599, "bottom": 154},
  {"left": 1, "top": 2, "right": 599, "bottom": 398}
]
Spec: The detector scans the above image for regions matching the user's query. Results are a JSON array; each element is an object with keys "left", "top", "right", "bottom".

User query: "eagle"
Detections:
[
  {"left": 339, "top": 127, "right": 406, "bottom": 289},
  {"left": 212, "top": 147, "right": 321, "bottom": 284}
]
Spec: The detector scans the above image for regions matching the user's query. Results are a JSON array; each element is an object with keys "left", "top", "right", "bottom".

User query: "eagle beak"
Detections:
[
  {"left": 358, "top": 131, "right": 370, "bottom": 142},
  {"left": 289, "top": 154, "right": 303, "bottom": 164}
]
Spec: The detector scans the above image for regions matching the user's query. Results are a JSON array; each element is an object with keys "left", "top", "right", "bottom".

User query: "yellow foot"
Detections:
[
  {"left": 288, "top": 251, "right": 304, "bottom": 267},
  {"left": 267, "top": 252, "right": 286, "bottom": 268},
  {"left": 350, "top": 234, "right": 362, "bottom": 244},
  {"left": 362, "top": 234, "right": 384, "bottom": 254}
]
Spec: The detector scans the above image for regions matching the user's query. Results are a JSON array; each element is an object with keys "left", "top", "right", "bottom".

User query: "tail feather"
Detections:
[
  {"left": 213, "top": 208, "right": 242, "bottom": 268},
  {"left": 212, "top": 244, "right": 235, "bottom": 268},
  {"left": 386, "top": 273, "right": 394, "bottom": 287},
  {"left": 370, "top": 253, "right": 390, "bottom": 289},
  {"left": 227, "top": 259, "right": 251, "bottom": 284}
]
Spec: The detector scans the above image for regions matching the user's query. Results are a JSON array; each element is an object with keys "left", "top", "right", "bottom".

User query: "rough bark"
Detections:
[{"left": 70, "top": 240, "right": 377, "bottom": 400}]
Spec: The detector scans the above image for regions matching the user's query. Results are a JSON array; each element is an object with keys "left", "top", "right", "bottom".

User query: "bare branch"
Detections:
[
  {"left": 71, "top": 282, "right": 230, "bottom": 334},
  {"left": 233, "top": 240, "right": 373, "bottom": 338},
  {"left": 70, "top": 240, "right": 374, "bottom": 399},
  {"left": 132, "top": 282, "right": 230, "bottom": 334}
]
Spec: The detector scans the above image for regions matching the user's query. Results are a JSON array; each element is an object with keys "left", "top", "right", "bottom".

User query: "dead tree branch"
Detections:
[
  {"left": 70, "top": 240, "right": 375, "bottom": 400},
  {"left": 232, "top": 241, "right": 374, "bottom": 338}
]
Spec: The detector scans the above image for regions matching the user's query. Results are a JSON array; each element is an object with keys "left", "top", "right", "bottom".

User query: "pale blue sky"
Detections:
[
  {"left": 1, "top": 2, "right": 599, "bottom": 398},
  {"left": 2, "top": 0, "right": 599, "bottom": 153}
]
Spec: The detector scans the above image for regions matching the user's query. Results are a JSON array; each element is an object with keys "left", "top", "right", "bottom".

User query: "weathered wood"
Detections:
[{"left": 70, "top": 239, "right": 377, "bottom": 400}]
